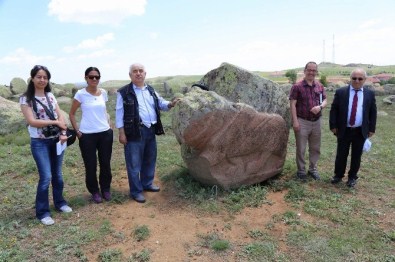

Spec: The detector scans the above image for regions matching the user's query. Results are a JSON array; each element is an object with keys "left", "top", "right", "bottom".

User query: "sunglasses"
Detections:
[
  {"left": 87, "top": 75, "right": 101, "bottom": 80},
  {"left": 351, "top": 77, "right": 364, "bottom": 81}
]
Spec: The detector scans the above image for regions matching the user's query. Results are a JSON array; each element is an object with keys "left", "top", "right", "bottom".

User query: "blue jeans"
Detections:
[
  {"left": 124, "top": 126, "right": 157, "bottom": 198},
  {"left": 31, "top": 138, "right": 67, "bottom": 219}
]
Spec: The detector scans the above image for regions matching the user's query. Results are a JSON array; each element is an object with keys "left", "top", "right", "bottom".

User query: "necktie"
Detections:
[{"left": 349, "top": 89, "right": 359, "bottom": 126}]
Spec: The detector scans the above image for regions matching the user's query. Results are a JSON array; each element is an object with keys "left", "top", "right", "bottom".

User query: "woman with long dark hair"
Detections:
[
  {"left": 69, "top": 67, "right": 113, "bottom": 203},
  {"left": 20, "top": 65, "right": 72, "bottom": 226}
]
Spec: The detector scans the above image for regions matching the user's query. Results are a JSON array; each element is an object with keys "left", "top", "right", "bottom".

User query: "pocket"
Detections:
[{"left": 124, "top": 120, "right": 134, "bottom": 135}]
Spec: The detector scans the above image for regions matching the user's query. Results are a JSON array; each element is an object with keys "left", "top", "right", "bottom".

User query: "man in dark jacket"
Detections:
[
  {"left": 329, "top": 68, "right": 377, "bottom": 188},
  {"left": 115, "top": 63, "right": 179, "bottom": 203}
]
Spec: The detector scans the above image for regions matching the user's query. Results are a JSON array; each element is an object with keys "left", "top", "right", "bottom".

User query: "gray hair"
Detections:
[
  {"left": 129, "top": 63, "right": 145, "bottom": 73},
  {"left": 350, "top": 68, "right": 367, "bottom": 78}
]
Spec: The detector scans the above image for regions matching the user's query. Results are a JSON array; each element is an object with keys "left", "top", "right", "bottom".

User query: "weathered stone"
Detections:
[
  {"left": 383, "top": 84, "right": 395, "bottom": 95},
  {"left": 0, "top": 85, "right": 12, "bottom": 99},
  {"left": 383, "top": 95, "right": 395, "bottom": 105},
  {"left": 10, "top": 77, "right": 27, "bottom": 95},
  {"left": 56, "top": 96, "right": 73, "bottom": 104},
  {"left": 172, "top": 89, "right": 288, "bottom": 189},
  {"left": 0, "top": 96, "right": 26, "bottom": 135},
  {"left": 199, "top": 62, "right": 291, "bottom": 127}
]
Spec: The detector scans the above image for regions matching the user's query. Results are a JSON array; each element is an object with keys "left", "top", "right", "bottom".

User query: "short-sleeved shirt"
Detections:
[
  {"left": 19, "top": 92, "right": 59, "bottom": 138},
  {"left": 289, "top": 79, "right": 326, "bottom": 120},
  {"left": 74, "top": 88, "right": 110, "bottom": 133}
]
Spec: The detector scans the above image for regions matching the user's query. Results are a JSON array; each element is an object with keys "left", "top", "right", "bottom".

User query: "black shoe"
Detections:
[
  {"left": 143, "top": 185, "right": 160, "bottom": 192},
  {"left": 331, "top": 176, "right": 342, "bottom": 184},
  {"left": 296, "top": 172, "right": 307, "bottom": 180},
  {"left": 347, "top": 178, "right": 357, "bottom": 188},
  {"left": 308, "top": 171, "right": 321, "bottom": 180},
  {"left": 132, "top": 194, "right": 146, "bottom": 203}
]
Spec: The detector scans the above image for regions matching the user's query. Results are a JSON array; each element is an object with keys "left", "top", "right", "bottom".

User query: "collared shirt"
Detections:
[
  {"left": 347, "top": 86, "right": 363, "bottom": 127},
  {"left": 115, "top": 83, "right": 170, "bottom": 128},
  {"left": 289, "top": 79, "right": 326, "bottom": 119}
]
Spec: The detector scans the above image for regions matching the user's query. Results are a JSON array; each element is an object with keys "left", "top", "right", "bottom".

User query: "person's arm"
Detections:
[
  {"left": 20, "top": 99, "right": 66, "bottom": 129},
  {"left": 368, "top": 91, "right": 377, "bottom": 138},
  {"left": 312, "top": 98, "right": 327, "bottom": 115},
  {"left": 290, "top": 99, "right": 300, "bottom": 132},
  {"left": 102, "top": 89, "right": 113, "bottom": 128},
  {"left": 54, "top": 103, "right": 68, "bottom": 143},
  {"left": 329, "top": 91, "right": 339, "bottom": 136},
  {"left": 115, "top": 92, "right": 127, "bottom": 144},
  {"left": 69, "top": 99, "right": 82, "bottom": 138}
]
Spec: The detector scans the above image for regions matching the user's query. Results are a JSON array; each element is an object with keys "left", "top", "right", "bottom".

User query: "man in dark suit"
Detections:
[{"left": 329, "top": 68, "right": 377, "bottom": 187}]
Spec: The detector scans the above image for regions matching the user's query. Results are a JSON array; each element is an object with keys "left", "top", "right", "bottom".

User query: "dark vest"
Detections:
[{"left": 118, "top": 83, "right": 165, "bottom": 141}]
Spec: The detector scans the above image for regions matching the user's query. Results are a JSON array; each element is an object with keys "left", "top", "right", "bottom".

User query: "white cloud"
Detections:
[
  {"left": 63, "top": 33, "right": 114, "bottom": 53},
  {"left": 76, "top": 49, "right": 115, "bottom": 59},
  {"left": 149, "top": 32, "right": 159, "bottom": 40},
  {"left": 48, "top": 0, "right": 147, "bottom": 25},
  {"left": 335, "top": 25, "right": 395, "bottom": 65},
  {"left": 0, "top": 48, "right": 54, "bottom": 65},
  {"left": 359, "top": 18, "right": 382, "bottom": 29}
]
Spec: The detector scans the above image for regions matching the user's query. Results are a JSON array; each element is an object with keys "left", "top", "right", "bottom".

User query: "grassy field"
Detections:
[{"left": 0, "top": 83, "right": 394, "bottom": 261}]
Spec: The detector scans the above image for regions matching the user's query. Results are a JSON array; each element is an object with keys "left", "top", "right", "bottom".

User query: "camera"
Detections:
[{"left": 42, "top": 125, "right": 60, "bottom": 137}]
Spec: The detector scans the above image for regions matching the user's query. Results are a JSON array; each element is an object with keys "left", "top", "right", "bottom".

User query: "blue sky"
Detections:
[{"left": 0, "top": 0, "right": 394, "bottom": 85}]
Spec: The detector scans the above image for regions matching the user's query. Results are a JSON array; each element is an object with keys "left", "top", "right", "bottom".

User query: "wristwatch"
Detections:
[
  {"left": 61, "top": 130, "right": 67, "bottom": 136},
  {"left": 320, "top": 105, "right": 323, "bottom": 111}
]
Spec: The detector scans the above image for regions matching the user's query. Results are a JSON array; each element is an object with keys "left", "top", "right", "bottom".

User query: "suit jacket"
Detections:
[{"left": 329, "top": 85, "right": 377, "bottom": 139}]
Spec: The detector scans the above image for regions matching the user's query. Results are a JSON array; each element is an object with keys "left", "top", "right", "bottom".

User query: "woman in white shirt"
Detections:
[
  {"left": 69, "top": 67, "right": 113, "bottom": 203},
  {"left": 20, "top": 65, "right": 72, "bottom": 225}
]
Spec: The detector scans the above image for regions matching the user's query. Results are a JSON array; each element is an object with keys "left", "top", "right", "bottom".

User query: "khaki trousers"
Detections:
[{"left": 294, "top": 117, "right": 322, "bottom": 174}]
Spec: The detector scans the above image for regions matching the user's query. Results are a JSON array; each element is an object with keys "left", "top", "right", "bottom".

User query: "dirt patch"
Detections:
[{"left": 81, "top": 176, "right": 293, "bottom": 261}]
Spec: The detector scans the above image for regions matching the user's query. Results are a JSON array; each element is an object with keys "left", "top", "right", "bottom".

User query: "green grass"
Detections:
[
  {"left": 133, "top": 225, "right": 150, "bottom": 242},
  {"left": 0, "top": 85, "right": 394, "bottom": 261}
]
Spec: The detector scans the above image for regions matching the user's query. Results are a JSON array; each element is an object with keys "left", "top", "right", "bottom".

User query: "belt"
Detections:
[
  {"left": 298, "top": 116, "right": 320, "bottom": 122},
  {"left": 140, "top": 123, "right": 155, "bottom": 128},
  {"left": 347, "top": 126, "right": 361, "bottom": 130}
]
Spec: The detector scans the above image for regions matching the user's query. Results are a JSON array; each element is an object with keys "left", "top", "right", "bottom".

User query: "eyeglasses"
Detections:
[
  {"left": 351, "top": 77, "right": 364, "bottom": 81},
  {"left": 87, "top": 75, "right": 101, "bottom": 80}
]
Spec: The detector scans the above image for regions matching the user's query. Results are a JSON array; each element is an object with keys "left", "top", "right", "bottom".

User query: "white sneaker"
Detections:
[
  {"left": 41, "top": 217, "right": 55, "bottom": 226},
  {"left": 59, "top": 205, "right": 72, "bottom": 213}
]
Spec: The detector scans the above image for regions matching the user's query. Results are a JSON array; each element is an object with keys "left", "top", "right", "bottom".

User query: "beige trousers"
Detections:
[{"left": 294, "top": 117, "right": 322, "bottom": 174}]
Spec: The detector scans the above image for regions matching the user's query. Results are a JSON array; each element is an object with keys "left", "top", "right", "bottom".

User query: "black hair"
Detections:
[
  {"left": 85, "top": 67, "right": 101, "bottom": 77},
  {"left": 23, "top": 65, "right": 52, "bottom": 103},
  {"left": 304, "top": 61, "right": 317, "bottom": 70}
]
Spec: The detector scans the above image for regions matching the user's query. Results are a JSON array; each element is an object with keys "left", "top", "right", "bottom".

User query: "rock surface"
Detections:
[
  {"left": 199, "top": 62, "right": 291, "bottom": 127},
  {"left": 172, "top": 88, "right": 288, "bottom": 189}
]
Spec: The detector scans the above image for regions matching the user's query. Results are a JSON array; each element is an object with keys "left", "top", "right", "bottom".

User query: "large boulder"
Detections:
[
  {"left": 0, "top": 85, "right": 12, "bottom": 99},
  {"left": 10, "top": 77, "right": 27, "bottom": 95},
  {"left": 383, "top": 95, "right": 395, "bottom": 105},
  {"left": 0, "top": 97, "right": 26, "bottom": 135},
  {"left": 198, "top": 62, "right": 291, "bottom": 127},
  {"left": 383, "top": 84, "right": 395, "bottom": 95},
  {"left": 172, "top": 88, "right": 288, "bottom": 189}
]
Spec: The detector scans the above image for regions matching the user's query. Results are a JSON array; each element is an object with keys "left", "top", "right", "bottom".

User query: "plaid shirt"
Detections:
[{"left": 289, "top": 79, "right": 326, "bottom": 120}]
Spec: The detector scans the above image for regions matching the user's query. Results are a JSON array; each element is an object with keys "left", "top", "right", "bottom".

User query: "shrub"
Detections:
[
  {"left": 285, "top": 70, "right": 297, "bottom": 84},
  {"left": 133, "top": 225, "right": 150, "bottom": 241}
]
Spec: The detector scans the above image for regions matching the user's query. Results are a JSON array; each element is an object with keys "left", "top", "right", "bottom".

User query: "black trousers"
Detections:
[
  {"left": 79, "top": 129, "right": 113, "bottom": 194},
  {"left": 334, "top": 127, "right": 365, "bottom": 180}
]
